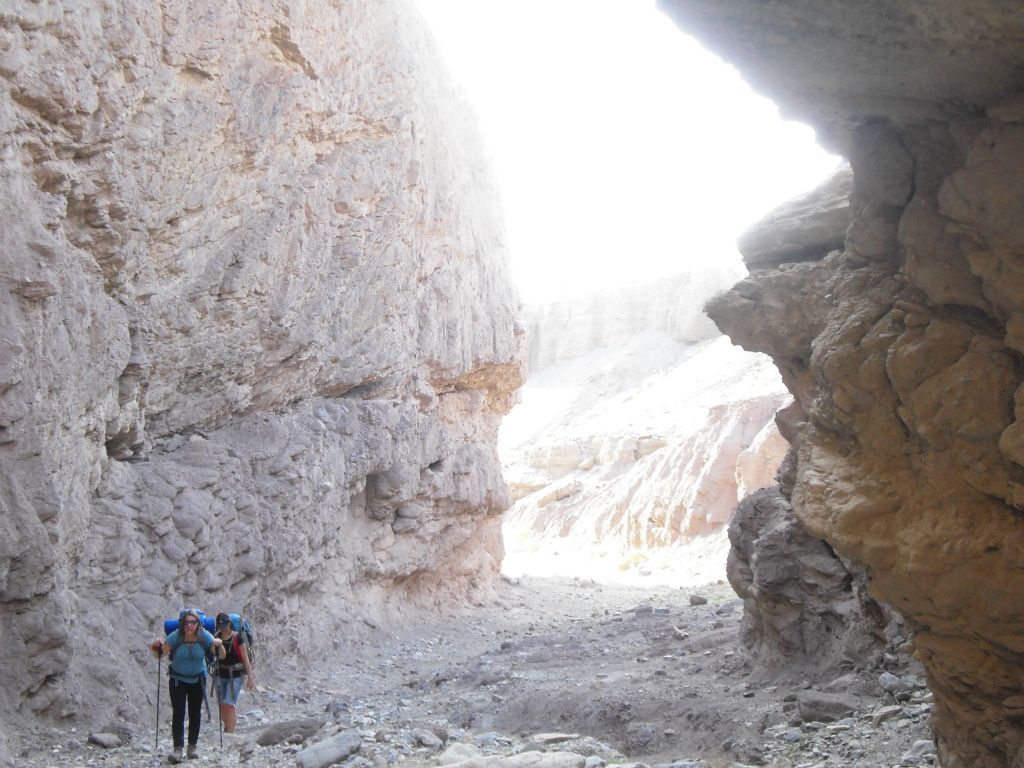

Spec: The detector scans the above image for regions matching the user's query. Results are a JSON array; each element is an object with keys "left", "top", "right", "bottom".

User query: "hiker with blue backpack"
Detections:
[
  {"left": 150, "top": 608, "right": 224, "bottom": 763},
  {"left": 213, "top": 612, "right": 256, "bottom": 733}
]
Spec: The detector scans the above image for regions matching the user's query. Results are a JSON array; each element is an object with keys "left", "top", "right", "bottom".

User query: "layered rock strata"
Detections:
[
  {"left": 660, "top": 1, "right": 1024, "bottom": 765},
  {"left": 0, "top": 0, "right": 521, "bottom": 752}
]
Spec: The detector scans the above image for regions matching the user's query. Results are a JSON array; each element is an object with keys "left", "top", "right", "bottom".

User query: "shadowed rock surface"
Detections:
[
  {"left": 0, "top": 0, "right": 522, "bottom": 757},
  {"left": 727, "top": 486, "right": 894, "bottom": 670},
  {"left": 661, "top": 0, "right": 1024, "bottom": 764}
]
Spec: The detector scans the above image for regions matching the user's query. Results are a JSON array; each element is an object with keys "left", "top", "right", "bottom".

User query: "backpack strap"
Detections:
[{"left": 167, "top": 632, "right": 182, "bottom": 661}]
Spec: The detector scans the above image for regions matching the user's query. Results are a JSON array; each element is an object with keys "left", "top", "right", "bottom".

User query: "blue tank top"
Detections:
[{"left": 167, "top": 629, "right": 214, "bottom": 684}]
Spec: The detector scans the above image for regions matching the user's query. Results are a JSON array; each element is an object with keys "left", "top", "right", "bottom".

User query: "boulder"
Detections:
[
  {"left": 295, "top": 730, "right": 362, "bottom": 768},
  {"left": 87, "top": 733, "right": 121, "bottom": 749},
  {"left": 796, "top": 692, "right": 862, "bottom": 723},
  {"left": 256, "top": 718, "right": 325, "bottom": 747}
]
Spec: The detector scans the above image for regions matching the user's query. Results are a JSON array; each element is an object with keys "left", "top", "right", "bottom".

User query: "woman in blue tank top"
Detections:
[{"left": 150, "top": 609, "right": 223, "bottom": 763}]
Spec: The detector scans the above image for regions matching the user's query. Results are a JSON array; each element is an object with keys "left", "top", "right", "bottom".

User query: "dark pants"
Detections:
[{"left": 168, "top": 677, "right": 203, "bottom": 747}]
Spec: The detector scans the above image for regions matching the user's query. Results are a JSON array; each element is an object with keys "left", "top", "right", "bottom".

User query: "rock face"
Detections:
[
  {"left": 0, "top": 0, "right": 521, "bottom": 750},
  {"left": 737, "top": 164, "right": 852, "bottom": 270},
  {"left": 661, "top": 1, "right": 1024, "bottom": 765},
  {"left": 501, "top": 272, "right": 789, "bottom": 582}
]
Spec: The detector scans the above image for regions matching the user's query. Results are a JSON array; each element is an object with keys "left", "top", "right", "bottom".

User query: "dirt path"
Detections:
[{"left": 14, "top": 577, "right": 935, "bottom": 767}]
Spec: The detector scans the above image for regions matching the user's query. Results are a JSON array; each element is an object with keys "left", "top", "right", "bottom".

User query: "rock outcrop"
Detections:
[
  {"left": 727, "top": 486, "right": 893, "bottom": 671},
  {"left": 0, "top": 0, "right": 521, "bottom": 751},
  {"left": 660, "top": 1, "right": 1024, "bottom": 765},
  {"left": 737, "top": 164, "right": 852, "bottom": 270}
]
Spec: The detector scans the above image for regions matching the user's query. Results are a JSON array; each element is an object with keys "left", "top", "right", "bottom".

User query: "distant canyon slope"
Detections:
[
  {"left": 0, "top": 0, "right": 521, "bottom": 756},
  {"left": 500, "top": 268, "right": 790, "bottom": 584},
  {"left": 660, "top": 1, "right": 1024, "bottom": 766}
]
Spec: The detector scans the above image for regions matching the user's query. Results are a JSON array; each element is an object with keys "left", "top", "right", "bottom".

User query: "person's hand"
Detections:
[
  {"left": 245, "top": 677, "right": 255, "bottom": 691},
  {"left": 150, "top": 639, "right": 163, "bottom": 657},
  {"left": 212, "top": 637, "right": 223, "bottom": 648}
]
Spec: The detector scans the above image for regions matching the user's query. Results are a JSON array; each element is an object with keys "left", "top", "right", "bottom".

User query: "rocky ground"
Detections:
[{"left": 11, "top": 577, "right": 935, "bottom": 768}]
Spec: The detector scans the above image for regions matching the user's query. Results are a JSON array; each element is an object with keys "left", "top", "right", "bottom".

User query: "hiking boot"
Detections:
[
  {"left": 186, "top": 744, "right": 199, "bottom": 760},
  {"left": 168, "top": 746, "right": 183, "bottom": 764}
]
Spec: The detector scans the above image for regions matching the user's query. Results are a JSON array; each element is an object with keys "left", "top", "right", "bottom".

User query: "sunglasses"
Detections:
[{"left": 183, "top": 619, "right": 199, "bottom": 625}]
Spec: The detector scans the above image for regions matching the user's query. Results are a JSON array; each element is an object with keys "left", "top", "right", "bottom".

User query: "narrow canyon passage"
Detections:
[{"left": 4, "top": 1, "right": 1023, "bottom": 767}]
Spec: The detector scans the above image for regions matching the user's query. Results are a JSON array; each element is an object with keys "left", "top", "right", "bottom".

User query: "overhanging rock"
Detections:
[{"left": 666, "top": 1, "right": 1024, "bottom": 766}]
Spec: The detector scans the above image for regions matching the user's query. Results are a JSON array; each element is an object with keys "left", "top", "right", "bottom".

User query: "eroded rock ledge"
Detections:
[
  {"left": 660, "top": 1, "right": 1024, "bottom": 765},
  {"left": 0, "top": 0, "right": 521, "bottom": 754}
]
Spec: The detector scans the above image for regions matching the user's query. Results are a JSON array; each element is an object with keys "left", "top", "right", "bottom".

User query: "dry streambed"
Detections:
[{"left": 14, "top": 578, "right": 934, "bottom": 768}]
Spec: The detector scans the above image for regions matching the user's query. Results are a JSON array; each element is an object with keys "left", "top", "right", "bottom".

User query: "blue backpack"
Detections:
[{"left": 163, "top": 608, "right": 215, "bottom": 636}]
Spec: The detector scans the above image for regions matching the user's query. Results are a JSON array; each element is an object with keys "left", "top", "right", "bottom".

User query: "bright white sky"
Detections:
[{"left": 415, "top": 0, "right": 841, "bottom": 304}]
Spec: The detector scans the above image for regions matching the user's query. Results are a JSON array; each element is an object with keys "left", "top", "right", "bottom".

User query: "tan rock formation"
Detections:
[
  {"left": 0, "top": 0, "right": 521, "bottom": 749},
  {"left": 660, "top": 1, "right": 1024, "bottom": 764}
]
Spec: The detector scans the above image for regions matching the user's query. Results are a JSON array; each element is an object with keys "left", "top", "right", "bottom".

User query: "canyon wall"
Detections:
[
  {"left": 522, "top": 265, "right": 742, "bottom": 372},
  {"left": 0, "top": 0, "right": 521, "bottom": 754},
  {"left": 501, "top": 271, "right": 790, "bottom": 583},
  {"left": 660, "top": 1, "right": 1024, "bottom": 765}
]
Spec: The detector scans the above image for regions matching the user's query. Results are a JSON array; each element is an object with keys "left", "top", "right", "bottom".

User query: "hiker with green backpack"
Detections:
[
  {"left": 212, "top": 612, "right": 256, "bottom": 733},
  {"left": 150, "top": 609, "right": 224, "bottom": 763}
]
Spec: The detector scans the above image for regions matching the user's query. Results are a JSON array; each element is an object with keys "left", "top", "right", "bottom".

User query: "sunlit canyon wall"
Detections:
[
  {"left": 0, "top": 0, "right": 522, "bottom": 754},
  {"left": 500, "top": 268, "right": 791, "bottom": 581},
  {"left": 660, "top": 1, "right": 1024, "bottom": 765}
]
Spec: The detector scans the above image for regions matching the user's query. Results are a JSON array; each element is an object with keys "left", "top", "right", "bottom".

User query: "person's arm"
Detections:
[
  {"left": 240, "top": 643, "right": 255, "bottom": 689},
  {"left": 204, "top": 630, "right": 224, "bottom": 658}
]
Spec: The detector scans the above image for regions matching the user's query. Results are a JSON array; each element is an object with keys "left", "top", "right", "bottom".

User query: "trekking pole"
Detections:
[
  {"left": 217, "top": 676, "right": 223, "bottom": 748},
  {"left": 155, "top": 651, "right": 162, "bottom": 752},
  {"left": 214, "top": 660, "right": 223, "bottom": 748}
]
